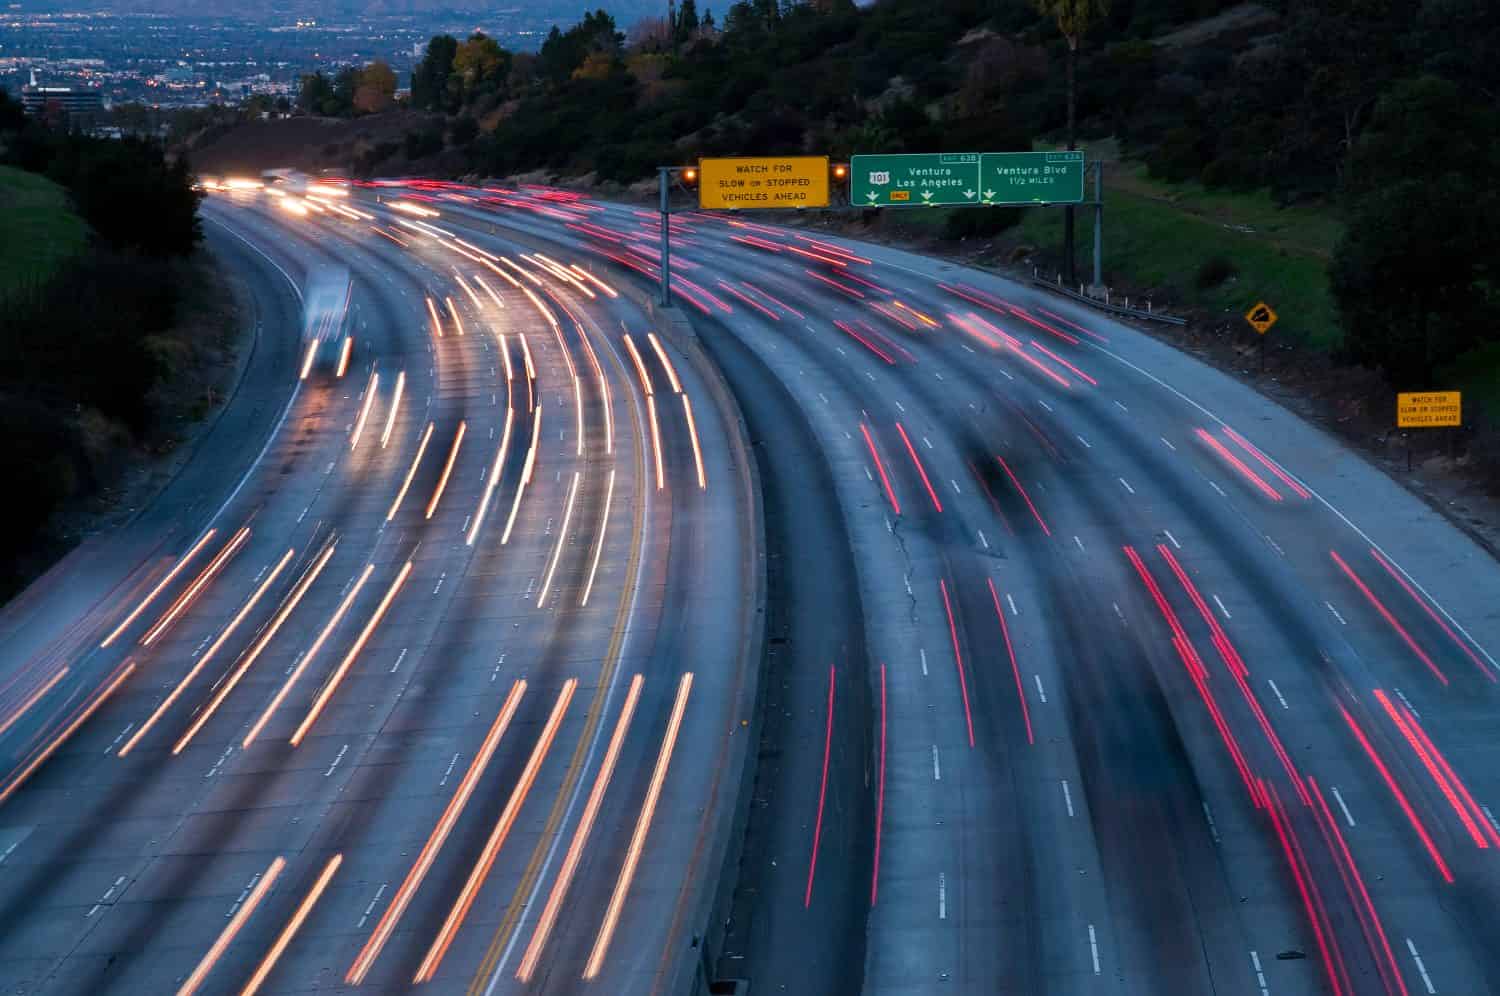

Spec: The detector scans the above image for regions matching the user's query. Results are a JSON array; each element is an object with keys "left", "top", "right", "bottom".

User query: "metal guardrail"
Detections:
[{"left": 1027, "top": 272, "right": 1189, "bottom": 326}]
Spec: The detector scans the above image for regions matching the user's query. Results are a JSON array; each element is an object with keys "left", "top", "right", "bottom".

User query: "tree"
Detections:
[
  {"left": 331, "top": 66, "right": 361, "bottom": 116},
  {"left": 411, "top": 34, "right": 458, "bottom": 111},
  {"left": 538, "top": 10, "right": 622, "bottom": 84},
  {"left": 297, "top": 71, "right": 334, "bottom": 114},
  {"left": 354, "top": 61, "right": 397, "bottom": 114},
  {"left": 1330, "top": 76, "right": 1500, "bottom": 387},
  {"left": 453, "top": 32, "right": 510, "bottom": 101},
  {"left": 1033, "top": 0, "right": 1108, "bottom": 284},
  {"left": 675, "top": 0, "right": 700, "bottom": 45}
]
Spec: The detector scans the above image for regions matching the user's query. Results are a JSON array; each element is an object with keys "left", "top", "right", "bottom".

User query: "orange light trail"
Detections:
[
  {"left": 177, "top": 856, "right": 285, "bottom": 996},
  {"left": 583, "top": 671, "right": 693, "bottom": 979},
  {"left": 425, "top": 296, "right": 443, "bottom": 338},
  {"left": 141, "top": 526, "right": 251, "bottom": 647},
  {"left": 499, "top": 255, "right": 544, "bottom": 288},
  {"left": 453, "top": 271, "right": 483, "bottom": 309},
  {"left": 349, "top": 372, "right": 380, "bottom": 450},
  {"left": 424, "top": 421, "right": 466, "bottom": 520},
  {"left": 414, "top": 679, "right": 577, "bottom": 983},
  {"left": 0, "top": 659, "right": 135, "bottom": 806},
  {"left": 290, "top": 558, "right": 412, "bottom": 747},
  {"left": 466, "top": 408, "right": 515, "bottom": 547},
  {"left": 335, "top": 337, "right": 353, "bottom": 378},
  {"left": 580, "top": 469, "right": 615, "bottom": 607},
  {"left": 0, "top": 667, "right": 68, "bottom": 740},
  {"left": 242, "top": 563, "right": 373, "bottom": 749},
  {"left": 379, "top": 371, "right": 405, "bottom": 449},
  {"left": 537, "top": 471, "right": 581, "bottom": 607},
  {"left": 387, "top": 422, "right": 435, "bottom": 521},
  {"left": 647, "top": 395, "right": 665, "bottom": 490},
  {"left": 483, "top": 258, "right": 524, "bottom": 289},
  {"left": 498, "top": 334, "right": 514, "bottom": 382},
  {"left": 344, "top": 681, "right": 526, "bottom": 985},
  {"left": 239, "top": 853, "right": 343, "bottom": 996},
  {"left": 173, "top": 541, "right": 337, "bottom": 755},
  {"left": 517, "top": 674, "right": 642, "bottom": 981},
  {"left": 371, "top": 226, "right": 408, "bottom": 247},
  {"left": 682, "top": 394, "right": 707, "bottom": 489},
  {"left": 445, "top": 296, "right": 465, "bottom": 336},
  {"left": 528, "top": 253, "right": 594, "bottom": 299},
  {"left": 519, "top": 333, "right": 536, "bottom": 381},
  {"left": 575, "top": 323, "right": 613, "bottom": 454},
  {"left": 101, "top": 529, "right": 217, "bottom": 647},
  {"left": 473, "top": 273, "right": 506, "bottom": 309},
  {"left": 120, "top": 546, "right": 295, "bottom": 756},
  {"left": 646, "top": 333, "right": 682, "bottom": 393},
  {"left": 299, "top": 340, "right": 318, "bottom": 380},
  {"left": 500, "top": 406, "right": 541, "bottom": 546},
  {"left": 621, "top": 334, "right": 653, "bottom": 395},
  {"left": 569, "top": 263, "right": 618, "bottom": 298}
]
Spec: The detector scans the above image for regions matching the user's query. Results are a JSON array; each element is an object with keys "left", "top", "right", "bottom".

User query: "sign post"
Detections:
[
  {"left": 1244, "top": 301, "right": 1278, "bottom": 372},
  {"left": 698, "top": 156, "right": 830, "bottom": 210}
]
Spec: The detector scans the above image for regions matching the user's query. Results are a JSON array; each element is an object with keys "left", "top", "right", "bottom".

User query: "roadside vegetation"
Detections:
[
  {"left": 185, "top": 0, "right": 1500, "bottom": 485},
  {"left": 0, "top": 90, "right": 223, "bottom": 596}
]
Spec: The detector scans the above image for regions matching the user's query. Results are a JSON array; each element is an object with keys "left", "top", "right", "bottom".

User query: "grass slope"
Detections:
[{"left": 0, "top": 165, "right": 87, "bottom": 297}]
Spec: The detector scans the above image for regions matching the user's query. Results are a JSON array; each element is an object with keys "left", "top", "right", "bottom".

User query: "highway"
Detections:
[{"left": 1, "top": 174, "right": 1499, "bottom": 996}]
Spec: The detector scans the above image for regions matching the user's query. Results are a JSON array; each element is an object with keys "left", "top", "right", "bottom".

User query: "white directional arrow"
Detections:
[
  {"left": 963, "top": 190, "right": 976, "bottom": 199},
  {"left": 984, "top": 188, "right": 995, "bottom": 199},
  {"left": 866, "top": 191, "right": 879, "bottom": 202},
  {"left": 920, "top": 190, "right": 934, "bottom": 201}
]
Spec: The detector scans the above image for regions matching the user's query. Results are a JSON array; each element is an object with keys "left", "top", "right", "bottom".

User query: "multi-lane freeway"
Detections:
[{"left": 0, "top": 177, "right": 1497, "bottom": 996}]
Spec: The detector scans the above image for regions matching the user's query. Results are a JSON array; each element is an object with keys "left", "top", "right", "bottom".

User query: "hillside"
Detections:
[{"left": 0, "top": 166, "right": 87, "bottom": 298}]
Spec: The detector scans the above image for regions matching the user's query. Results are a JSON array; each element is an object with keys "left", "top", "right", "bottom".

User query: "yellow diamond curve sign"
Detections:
[
  {"left": 698, "top": 156, "right": 830, "bottom": 210},
  {"left": 1397, "top": 391, "right": 1462, "bottom": 428},
  {"left": 1245, "top": 301, "right": 1278, "bottom": 334}
]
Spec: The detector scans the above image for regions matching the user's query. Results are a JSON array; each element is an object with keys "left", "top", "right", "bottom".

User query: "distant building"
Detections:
[{"left": 20, "top": 71, "right": 103, "bottom": 119}]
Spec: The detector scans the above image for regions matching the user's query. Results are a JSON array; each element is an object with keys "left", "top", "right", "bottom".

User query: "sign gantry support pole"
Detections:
[
  {"left": 1092, "top": 160, "right": 1103, "bottom": 289},
  {"left": 658, "top": 166, "right": 672, "bottom": 308}
]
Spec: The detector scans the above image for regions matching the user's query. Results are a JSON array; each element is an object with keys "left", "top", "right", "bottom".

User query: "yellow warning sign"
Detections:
[
  {"left": 1245, "top": 301, "right": 1278, "bottom": 334},
  {"left": 698, "top": 156, "right": 830, "bottom": 210},
  {"left": 1397, "top": 391, "right": 1462, "bottom": 428}
]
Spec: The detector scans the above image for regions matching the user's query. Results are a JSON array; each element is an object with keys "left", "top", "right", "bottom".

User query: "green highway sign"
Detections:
[
  {"left": 850, "top": 153, "right": 980, "bottom": 207},
  {"left": 851, "top": 150, "right": 1086, "bottom": 207}
]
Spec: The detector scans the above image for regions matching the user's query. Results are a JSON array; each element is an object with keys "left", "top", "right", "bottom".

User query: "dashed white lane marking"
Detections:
[
  {"left": 1061, "top": 780, "right": 1075, "bottom": 817},
  {"left": 950, "top": 479, "right": 962, "bottom": 495},
  {"left": 1325, "top": 601, "right": 1347, "bottom": 625},
  {"left": 1007, "top": 594, "right": 1019, "bottom": 616},
  {"left": 1088, "top": 924, "right": 1101, "bottom": 974},
  {"left": 1407, "top": 938, "right": 1436, "bottom": 993},
  {"left": 1113, "top": 602, "right": 1125, "bottom": 622},
  {"left": 932, "top": 745, "right": 941, "bottom": 781},
  {"left": 1038, "top": 400, "right": 1053, "bottom": 413},
  {"left": 1073, "top": 536, "right": 1086, "bottom": 552},
  {"left": 920, "top": 649, "right": 928, "bottom": 677},
  {"left": 1034, "top": 674, "right": 1047, "bottom": 703},
  {"left": 938, "top": 873, "right": 947, "bottom": 920},
  {"left": 357, "top": 883, "right": 388, "bottom": 929},
  {"left": 325, "top": 743, "right": 349, "bottom": 778},
  {"left": 1331, "top": 786, "right": 1356, "bottom": 827},
  {"left": 1118, "top": 477, "right": 1135, "bottom": 495},
  {"left": 1203, "top": 802, "right": 1220, "bottom": 843},
  {"left": 1161, "top": 436, "right": 1177, "bottom": 451},
  {"left": 997, "top": 368, "right": 1014, "bottom": 381},
  {"left": 865, "top": 371, "right": 877, "bottom": 383},
  {"left": 978, "top": 529, "right": 989, "bottom": 550},
  {"left": 818, "top": 392, "right": 829, "bottom": 405},
  {"left": 1394, "top": 687, "right": 1420, "bottom": 719},
  {"left": 1250, "top": 950, "right": 1269, "bottom": 996},
  {"left": 1212, "top": 594, "right": 1232, "bottom": 620},
  {"left": 935, "top": 372, "right": 945, "bottom": 381},
  {"left": 1076, "top": 434, "right": 1091, "bottom": 449},
  {"left": 440, "top": 752, "right": 460, "bottom": 787},
  {"left": 923, "top": 436, "right": 933, "bottom": 450},
  {"left": 390, "top": 647, "right": 408, "bottom": 674},
  {"left": 1114, "top": 401, "right": 1129, "bottom": 413},
  {"left": 864, "top": 466, "right": 874, "bottom": 483},
  {"left": 1267, "top": 679, "right": 1289, "bottom": 710},
  {"left": 961, "top": 343, "right": 976, "bottom": 354},
  {"left": 107, "top": 724, "right": 135, "bottom": 753},
  {"left": 894, "top": 400, "right": 906, "bottom": 413},
  {"left": 1483, "top": 805, "right": 1500, "bottom": 835},
  {"left": 1209, "top": 481, "right": 1228, "bottom": 497}
]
